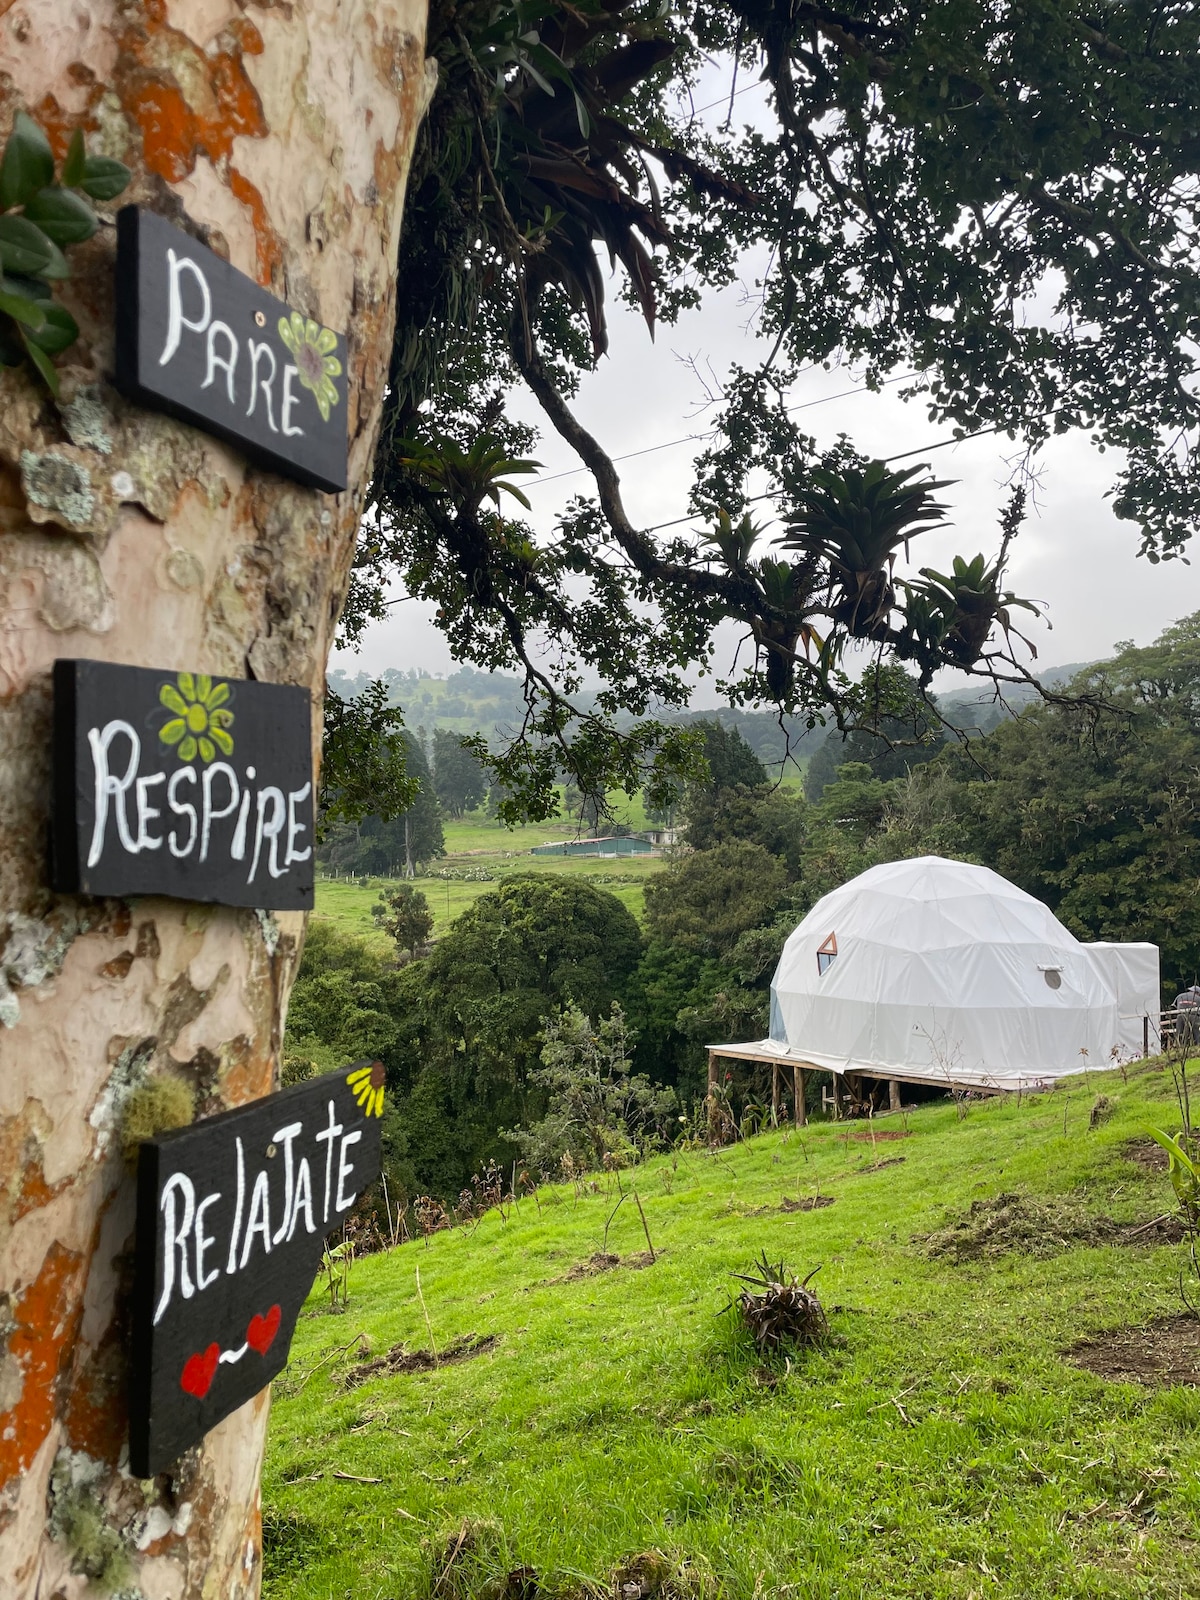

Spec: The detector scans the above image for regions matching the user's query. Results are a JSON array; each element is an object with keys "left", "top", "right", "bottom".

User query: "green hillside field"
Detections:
[
  {"left": 313, "top": 813, "right": 670, "bottom": 943},
  {"left": 263, "top": 1058, "right": 1200, "bottom": 1600}
]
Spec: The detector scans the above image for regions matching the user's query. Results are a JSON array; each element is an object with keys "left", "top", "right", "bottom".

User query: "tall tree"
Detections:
[
  {"left": 432, "top": 726, "right": 488, "bottom": 816},
  {"left": 0, "top": 11, "right": 433, "bottom": 1596}
]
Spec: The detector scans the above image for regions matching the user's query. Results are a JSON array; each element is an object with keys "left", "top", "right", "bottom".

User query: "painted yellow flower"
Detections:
[
  {"left": 346, "top": 1061, "right": 386, "bottom": 1119},
  {"left": 277, "top": 312, "right": 342, "bottom": 422},
  {"left": 158, "top": 672, "right": 234, "bottom": 764}
]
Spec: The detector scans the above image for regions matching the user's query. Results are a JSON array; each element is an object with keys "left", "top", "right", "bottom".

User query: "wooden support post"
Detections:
[
  {"left": 794, "top": 1066, "right": 807, "bottom": 1127},
  {"left": 889, "top": 1078, "right": 902, "bottom": 1113},
  {"left": 771, "top": 1061, "right": 780, "bottom": 1125},
  {"left": 707, "top": 1049, "right": 719, "bottom": 1143},
  {"left": 831, "top": 1072, "right": 841, "bottom": 1120}
]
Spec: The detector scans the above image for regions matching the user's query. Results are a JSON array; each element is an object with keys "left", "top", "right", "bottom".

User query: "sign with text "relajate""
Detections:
[
  {"left": 51, "top": 659, "right": 315, "bottom": 910},
  {"left": 130, "top": 1063, "right": 385, "bottom": 1477},
  {"left": 115, "top": 206, "right": 348, "bottom": 492}
]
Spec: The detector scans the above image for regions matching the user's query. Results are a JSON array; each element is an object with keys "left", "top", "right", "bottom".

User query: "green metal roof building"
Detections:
[{"left": 530, "top": 836, "right": 655, "bottom": 858}]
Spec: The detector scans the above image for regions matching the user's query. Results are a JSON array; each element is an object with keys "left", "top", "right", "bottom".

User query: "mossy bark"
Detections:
[{"left": 0, "top": 4, "right": 433, "bottom": 1594}]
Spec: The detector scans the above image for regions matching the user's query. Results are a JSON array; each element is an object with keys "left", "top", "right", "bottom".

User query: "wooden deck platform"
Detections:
[{"left": 705, "top": 1038, "right": 1018, "bottom": 1126}]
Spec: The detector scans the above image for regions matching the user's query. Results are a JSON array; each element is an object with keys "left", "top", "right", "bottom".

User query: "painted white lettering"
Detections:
[
  {"left": 335, "top": 1130, "right": 363, "bottom": 1213},
  {"left": 199, "top": 762, "right": 239, "bottom": 863},
  {"left": 286, "top": 783, "right": 312, "bottom": 865},
  {"left": 271, "top": 1121, "right": 303, "bottom": 1245},
  {"left": 239, "top": 1168, "right": 272, "bottom": 1269},
  {"left": 87, "top": 720, "right": 140, "bottom": 868},
  {"left": 248, "top": 786, "right": 286, "bottom": 883},
  {"left": 159, "top": 248, "right": 211, "bottom": 367},
  {"left": 167, "top": 766, "right": 198, "bottom": 858},
  {"left": 154, "top": 1172, "right": 196, "bottom": 1325},
  {"left": 246, "top": 340, "right": 278, "bottom": 431},
  {"left": 194, "top": 1190, "right": 222, "bottom": 1291},
  {"left": 315, "top": 1100, "right": 344, "bottom": 1225},
  {"left": 231, "top": 766, "right": 255, "bottom": 862},
  {"left": 203, "top": 319, "right": 239, "bottom": 405},
  {"left": 287, "top": 1157, "right": 316, "bottom": 1240},
  {"left": 281, "top": 364, "right": 305, "bottom": 436},
  {"left": 225, "top": 1136, "right": 246, "bottom": 1275},
  {"left": 134, "top": 772, "right": 166, "bottom": 852}
]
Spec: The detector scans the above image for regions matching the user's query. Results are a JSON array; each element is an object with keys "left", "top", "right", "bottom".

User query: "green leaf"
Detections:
[
  {"left": 79, "top": 155, "right": 132, "bottom": 203},
  {"left": 60, "top": 128, "right": 86, "bottom": 189},
  {"left": 0, "top": 214, "right": 52, "bottom": 275},
  {"left": 18, "top": 325, "right": 59, "bottom": 393},
  {"left": 38, "top": 235, "right": 70, "bottom": 281},
  {"left": 23, "top": 186, "right": 98, "bottom": 245},
  {"left": 0, "top": 287, "right": 45, "bottom": 329},
  {"left": 0, "top": 112, "right": 54, "bottom": 211},
  {"left": 23, "top": 300, "right": 77, "bottom": 355}
]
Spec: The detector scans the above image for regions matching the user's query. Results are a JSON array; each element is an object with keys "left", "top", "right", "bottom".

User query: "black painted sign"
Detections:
[
  {"left": 129, "top": 1062, "right": 385, "bottom": 1477},
  {"left": 114, "top": 206, "right": 348, "bottom": 493},
  {"left": 51, "top": 659, "right": 315, "bottom": 910}
]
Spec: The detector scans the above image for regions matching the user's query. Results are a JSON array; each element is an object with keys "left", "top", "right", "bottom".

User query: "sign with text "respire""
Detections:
[
  {"left": 114, "top": 206, "right": 348, "bottom": 493},
  {"left": 129, "top": 1063, "right": 385, "bottom": 1477},
  {"left": 51, "top": 658, "right": 315, "bottom": 910}
]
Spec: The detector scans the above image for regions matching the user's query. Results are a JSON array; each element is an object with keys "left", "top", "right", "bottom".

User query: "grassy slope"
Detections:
[
  {"left": 314, "top": 813, "right": 669, "bottom": 942},
  {"left": 265, "top": 1062, "right": 1200, "bottom": 1600}
]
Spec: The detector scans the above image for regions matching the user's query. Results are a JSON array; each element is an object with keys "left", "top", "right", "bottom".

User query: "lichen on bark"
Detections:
[{"left": 0, "top": 2, "right": 434, "bottom": 1594}]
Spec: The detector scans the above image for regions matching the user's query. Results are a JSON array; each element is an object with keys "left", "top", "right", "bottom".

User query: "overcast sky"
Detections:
[{"left": 333, "top": 76, "right": 1200, "bottom": 702}]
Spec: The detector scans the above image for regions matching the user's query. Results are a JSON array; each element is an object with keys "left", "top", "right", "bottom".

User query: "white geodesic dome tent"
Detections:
[{"left": 766, "top": 856, "right": 1131, "bottom": 1092}]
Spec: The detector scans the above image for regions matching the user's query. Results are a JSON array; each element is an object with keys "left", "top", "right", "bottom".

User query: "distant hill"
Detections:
[
  {"left": 937, "top": 661, "right": 1095, "bottom": 734},
  {"left": 327, "top": 659, "right": 1099, "bottom": 768},
  {"left": 326, "top": 664, "right": 823, "bottom": 775}
]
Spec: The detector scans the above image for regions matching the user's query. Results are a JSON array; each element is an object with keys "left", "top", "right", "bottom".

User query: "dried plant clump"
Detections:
[
  {"left": 611, "top": 1548, "right": 716, "bottom": 1600},
  {"left": 729, "top": 1252, "right": 827, "bottom": 1352}
]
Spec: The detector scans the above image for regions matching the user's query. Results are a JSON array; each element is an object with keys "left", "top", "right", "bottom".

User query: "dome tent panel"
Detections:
[{"left": 1083, "top": 942, "right": 1161, "bottom": 1060}]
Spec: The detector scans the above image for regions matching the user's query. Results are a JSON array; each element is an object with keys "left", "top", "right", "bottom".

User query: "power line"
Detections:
[
  {"left": 687, "top": 78, "right": 769, "bottom": 119},
  {"left": 639, "top": 412, "right": 1050, "bottom": 534},
  {"left": 528, "top": 370, "right": 920, "bottom": 487}
]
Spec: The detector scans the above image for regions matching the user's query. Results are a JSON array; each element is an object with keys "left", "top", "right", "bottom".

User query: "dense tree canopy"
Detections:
[
  {"left": 954, "top": 614, "right": 1200, "bottom": 992},
  {"left": 328, "top": 0, "right": 1200, "bottom": 817}
]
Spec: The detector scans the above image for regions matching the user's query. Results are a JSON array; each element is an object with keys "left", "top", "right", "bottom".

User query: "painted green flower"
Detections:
[
  {"left": 158, "top": 673, "right": 234, "bottom": 764},
  {"left": 277, "top": 312, "right": 342, "bottom": 422}
]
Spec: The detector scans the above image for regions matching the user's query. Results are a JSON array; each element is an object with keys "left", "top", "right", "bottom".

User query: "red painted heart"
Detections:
[
  {"left": 180, "top": 1343, "right": 220, "bottom": 1399},
  {"left": 246, "top": 1304, "right": 282, "bottom": 1356}
]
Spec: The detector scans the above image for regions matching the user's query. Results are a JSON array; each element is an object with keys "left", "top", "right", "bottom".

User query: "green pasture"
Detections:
[
  {"left": 264, "top": 1060, "right": 1200, "bottom": 1599},
  {"left": 314, "top": 815, "right": 669, "bottom": 941}
]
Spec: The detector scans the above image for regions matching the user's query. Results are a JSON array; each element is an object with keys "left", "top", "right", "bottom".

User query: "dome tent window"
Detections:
[
  {"left": 816, "top": 932, "right": 838, "bottom": 976},
  {"left": 1042, "top": 967, "right": 1063, "bottom": 991}
]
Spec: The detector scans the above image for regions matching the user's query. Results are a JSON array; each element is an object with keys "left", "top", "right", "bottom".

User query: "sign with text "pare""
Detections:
[
  {"left": 51, "top": 659, "right": 315, "bottom": 910},
  {"left": 129, "top": 1063, "right": 385, "bottom": 1477},
  {"left": 115, "top": 206, "right": 348, "bottom": 493}
]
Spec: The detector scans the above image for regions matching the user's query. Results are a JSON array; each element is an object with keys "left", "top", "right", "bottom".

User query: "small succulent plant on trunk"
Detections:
[{"left": 0, "top": 111, "right": 129, "bottom": 391}]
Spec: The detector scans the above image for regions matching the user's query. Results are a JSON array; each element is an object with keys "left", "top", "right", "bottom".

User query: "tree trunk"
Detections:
[{"left": 0, "top": 5, "right": 433, "bottom": 1595}]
